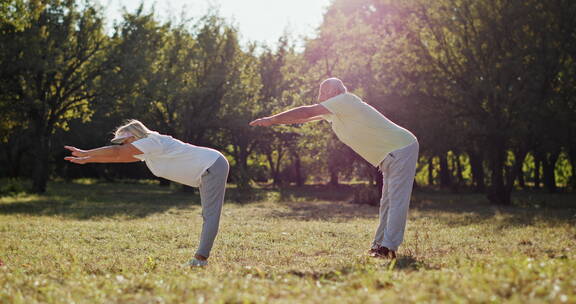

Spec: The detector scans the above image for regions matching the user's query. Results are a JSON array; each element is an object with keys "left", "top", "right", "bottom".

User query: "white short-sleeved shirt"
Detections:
[
  {"left": 321, "top": 93, "right": 417, "bottom": 167},
  {"left": 131, "top": 133, "right": 221, "bottom": 187}
]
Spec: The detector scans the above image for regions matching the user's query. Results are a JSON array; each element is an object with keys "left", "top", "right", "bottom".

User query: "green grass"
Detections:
[{"left": 1, "top": 182, "right": 575, "bottom": 303}]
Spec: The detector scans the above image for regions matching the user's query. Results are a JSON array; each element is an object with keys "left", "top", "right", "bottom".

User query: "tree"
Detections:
[
  {"left": 409, "top": 0, "right": 575, "bottom": 203},
  {"left": 0, "top": 0, "right": 108, "bottom": 192}
]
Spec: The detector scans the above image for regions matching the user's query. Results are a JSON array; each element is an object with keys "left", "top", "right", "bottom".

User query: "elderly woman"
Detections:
[{"left": 64, "top": 119, "right": 229, "bottom": 267}]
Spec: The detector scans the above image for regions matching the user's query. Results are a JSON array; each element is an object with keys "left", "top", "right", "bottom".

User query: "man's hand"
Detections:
[
  {"left": 64, "top": 156, "right": 91, "bottom": 165},
  {"left": 64, "top": 146, "right": 87, "bottom": 157},
  {"left": 249, "top": 117, "right": 274, "bottom": 127}
]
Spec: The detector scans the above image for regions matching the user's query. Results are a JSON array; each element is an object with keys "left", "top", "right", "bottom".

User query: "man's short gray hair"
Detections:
[{"left": 320, "top": 78, "right": 347, "bottom": 99}]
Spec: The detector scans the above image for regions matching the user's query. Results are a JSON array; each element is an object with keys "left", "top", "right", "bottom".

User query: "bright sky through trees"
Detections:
[{"left": 101, "top": 0, "right": 331, "bottom": 46}]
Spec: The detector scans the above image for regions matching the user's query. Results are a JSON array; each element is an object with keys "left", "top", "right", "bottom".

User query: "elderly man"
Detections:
[{"left": 249, "top": 78, "right": 418, "bottom": 258}]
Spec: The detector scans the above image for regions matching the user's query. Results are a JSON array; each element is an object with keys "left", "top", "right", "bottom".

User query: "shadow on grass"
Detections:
[
  {"left": 277, "top": 184, "right": 358, "bottom": 202},
  {"left": 392, "top": 254, "right": 434, "bottom": 271},
  {"left": 226, "top": 184, "right": 358, "bottom": 204},
  {"left": 284, "top": 263, "right": 377, "bottom": 281},
  {"left": 278, "top": 255, "right": 431, "bottom": 282},
  {"left": 0, "top": 182, "right": 360, "bottom": 220},
  {"left": 267, "top": 199, "right": 378, "bottom": 222},
  {"left": 0, "top": 182, "right": 355, "bottom": 220},
  {"left": 260, "top": 184, "right": 382, "bottom": 222},
  {"left": 264, "top": 188, "right": 576, "bottom": 227},
  {"left": 1, "top": 182, "right": 574, "bottom": 227},
  {"left": 410, "top": 191, "right": 576, "bottom": 228},
  {"left": 0, "top": 182, "right": 200, "bottom": 219}
]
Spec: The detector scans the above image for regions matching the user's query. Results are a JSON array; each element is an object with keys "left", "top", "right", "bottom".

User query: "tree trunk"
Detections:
[
  {"left": 534, "top": 153, "right": 542, "bottom": 190},
  {"left": 32, "top": 134, "right": 50, "bottom": 193},
  {"left": 469, "top": 150, "right": 485, "bottom": 192},
  {"left": 569, "top": 146, "right": 576, "bottom": 190},
  {"left": 293, "top": 154, "right": 303, "bottom": 187},
  {"left": 510, "top": 149, "right": 528, "bottom": 190},
  {"left": 506, "top": 148, "right": 528, "bottom": 194},
  {"left": 274, "top": 148, "right": 284, "bottom": 186},
  {"left": 329, "top": 167, "right": 339, "bottom": 186},
  {"left": 439, "top": 152, "right": 451, "bottom": 188},
  {"left": 237, "top": 147, "right": 251, "bottom": 190},
  {"left": 516, "top": 156, "right": 526, "bottom": 189},
  {"left": 428, "top": 156, "right": 434, "bottom": 186},
  {"left": 375, "top": 167, "right": 383, "bottom": 197},
  {"left": 266, "top": 151, "right": 283, "bottom": 187},
  {"left": 232, "top": 143, "right": 251, "bottom": 190},
  {"left": 368, "top": 165, "right": 375, "bottom": 186},
  {"left": 451, "top": 153, "right": 463, "bottom": 193},
  {"left": 487, "top": 143, "right": 511, "bottom": 205},
  {"left": 542, "top": 150, "right": 560, "bottom": 193}
]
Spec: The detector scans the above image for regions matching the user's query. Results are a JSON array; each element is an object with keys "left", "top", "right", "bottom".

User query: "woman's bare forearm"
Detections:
[
  {"left": 84, "top": 146, "right": 121, "bottom": 158},
  {"left": 84, "top": 155, "right": 140, "bottom": 163},
  {"left": 65, "top": 144, "right": 142, "bottom": 165}
]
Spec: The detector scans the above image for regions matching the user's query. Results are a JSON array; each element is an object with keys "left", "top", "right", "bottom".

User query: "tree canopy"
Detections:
[{"left": 1, "top": 0, "right": 574, "bottom": 204}]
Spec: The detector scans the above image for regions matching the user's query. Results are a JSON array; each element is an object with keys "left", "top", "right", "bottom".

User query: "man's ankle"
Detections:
[{"left": 194, "top": 254, "right": 208, "bottom": 261}]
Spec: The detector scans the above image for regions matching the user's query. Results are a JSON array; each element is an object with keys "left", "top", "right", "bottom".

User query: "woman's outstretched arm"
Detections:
[{"left": 64, "top": 144, "right": 142, "bottom": 164}]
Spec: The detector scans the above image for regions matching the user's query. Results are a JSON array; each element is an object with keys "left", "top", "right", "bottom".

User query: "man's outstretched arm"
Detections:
[
  {"left": 249, "top": 104, "right": 330, "bottom": 127},
  {"left": 290, "top": 116, "right": 325, "bottom": 124}
]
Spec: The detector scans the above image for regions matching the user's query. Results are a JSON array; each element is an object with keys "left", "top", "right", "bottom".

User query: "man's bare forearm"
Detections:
[
  {"left": 250, "top": 104, "right": 329, "bottom": 127},
  {"left": 268, "top": 106, "right": 316, "bottom": 125},
  {"left": 290, "top": 116, "right": 324, "bottom": 124}
]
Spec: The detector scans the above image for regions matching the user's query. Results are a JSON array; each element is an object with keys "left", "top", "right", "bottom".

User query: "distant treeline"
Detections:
[{"left": 1, "top": 0, "right": 574, "bottom": 205}]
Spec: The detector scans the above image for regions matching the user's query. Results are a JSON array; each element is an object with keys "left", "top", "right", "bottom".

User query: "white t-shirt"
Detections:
[
  {"left": 131, "top": 133, "right": 221, "bottom": 187},
  {"left": 321, "top": 93, "right": 417, "bottom": 167}
]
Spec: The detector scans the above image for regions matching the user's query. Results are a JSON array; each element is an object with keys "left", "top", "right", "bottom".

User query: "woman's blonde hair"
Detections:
[{"left": 113, "top": 119, "right": 157, "bottom": 140}]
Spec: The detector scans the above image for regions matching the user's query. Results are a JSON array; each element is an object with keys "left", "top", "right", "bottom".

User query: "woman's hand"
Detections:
[
  {"left": 64, "top": 146, "right": 88, "bottom": 157},
  {"left": 64, "top": 156, "right": 91, "bottom": 165}
]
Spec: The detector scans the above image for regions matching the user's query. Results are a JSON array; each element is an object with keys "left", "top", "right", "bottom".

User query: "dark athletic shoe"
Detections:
[{"left": 369, "top": 245, "right": 396, "bottom": 259}]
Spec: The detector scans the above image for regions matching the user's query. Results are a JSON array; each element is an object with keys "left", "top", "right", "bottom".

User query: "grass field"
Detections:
[{"left": 1, "top": 181, "right": 575, "bottom": 303}]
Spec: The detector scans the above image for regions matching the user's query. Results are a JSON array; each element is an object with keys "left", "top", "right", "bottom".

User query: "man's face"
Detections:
[
  {"left": 122, "top": 136, "right": 136, "bottom": 145},
  {"left": 317, "top": 86, "right": 330, "bottom": 102}
]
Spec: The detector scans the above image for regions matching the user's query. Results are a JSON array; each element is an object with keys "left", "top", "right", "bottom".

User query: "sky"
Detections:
[{"left": 100, "top": 0, "right": 332, "bottom": 47}]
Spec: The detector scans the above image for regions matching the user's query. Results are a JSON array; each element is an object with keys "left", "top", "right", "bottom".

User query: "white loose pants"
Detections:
[{"left": 372, "top": 141, "right": 419, "bottom": 251}]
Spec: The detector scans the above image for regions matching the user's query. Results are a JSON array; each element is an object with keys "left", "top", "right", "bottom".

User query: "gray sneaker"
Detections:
[{"left": 182, "top": 258, "right": 208, "bottom": 267}]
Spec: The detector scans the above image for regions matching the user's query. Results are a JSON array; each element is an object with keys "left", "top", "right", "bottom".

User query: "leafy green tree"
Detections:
[
  {"left": 216, "top": 41, "right": 262, "bottom": 189},
  {"left": 0, "top": 0, "right": 108, "bottom": 192},
  {"left": 410, "top": 0, "right": 575, "bottom": 202}
]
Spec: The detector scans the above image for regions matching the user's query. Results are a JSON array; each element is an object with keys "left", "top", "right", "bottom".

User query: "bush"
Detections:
[{"left": 0, "top": 178, "right": 29, "bottom": 196}]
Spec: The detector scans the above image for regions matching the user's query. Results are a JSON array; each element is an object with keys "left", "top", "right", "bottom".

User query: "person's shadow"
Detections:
[{"left": 392, "top": 254, "right": 431, "bottom": 270}]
